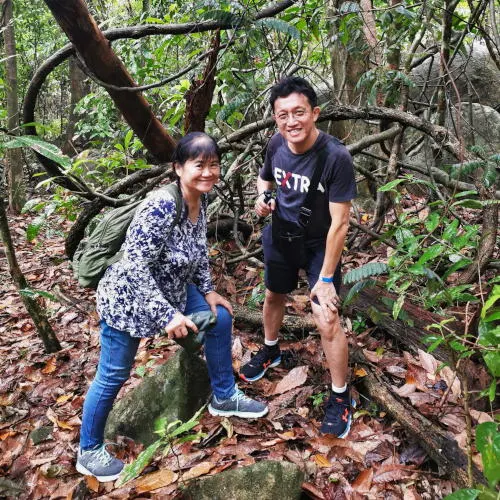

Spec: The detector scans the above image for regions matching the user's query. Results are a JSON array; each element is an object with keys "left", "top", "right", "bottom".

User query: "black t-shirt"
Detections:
[{"left": 259, "top": 131, "right": 357, "bottom": 242}]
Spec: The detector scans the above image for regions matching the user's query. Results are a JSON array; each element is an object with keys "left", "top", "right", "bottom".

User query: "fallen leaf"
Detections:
[
  {"left": 362, "top": 349, "right": 383, "bottom": 363},
  {"left": 135, "top": 469, "right": 178, "bottom": 493},
  {"left": 313, "top": 454, "right": 331, "bottom": 468},
  {"left": 354, "top": 367, "right": 367, "bottom": 377},
  {"left": 470, "top": 409, "right": 494, "bottom": 424},
  {"left": 418, "top": 349, "right": 438, "bottom": 375},
  {"left": 272, "top": 365, "right": 308, "bottom": 395},
  {"left": 85, "top": 475, "right": 99, "bottom": 491},
  {"left": 351, "top": 468, "right": 373, "bottom": 492},
  {"left": 181, "top": 461, "right": 213, "bottom": 481},
  {"left": 302, "top": 482, "right": 325, "bottom": 499},
  {"left": 440, "top": 413, "right": 466, "bottom": 433},
  {"left": 42, "top": 357, "right": 57, "bottom": 374},
  {"left": 392, "top": 383, "right": 416, "bottom": 397},
  {"left": 440, "top": 366, "right": 461, "bottom": 397},
  {"left": 373, "top": 464, "right": 414, "bottom": 483},
  {"left": 56, "top": 393, "right": 74, "bottom": 404},
  {"left": 46, "top": 408, "right": 74, "bottom": 431},
  {"left": 0, "top": 431, "right": 17, "bottom": 440},
  {"left": 0, "top": 394, "right": 14, "bottom": 406}
]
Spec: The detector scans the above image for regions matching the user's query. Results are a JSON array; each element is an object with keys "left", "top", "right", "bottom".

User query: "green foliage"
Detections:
[
  {"left": 117, "top": 406, "right": 206, "bottom": 486},
  {"left": 343, "top": 263, "right": 389, "bottom": 284},
  {"left": 310, "top": 391, "right": 327, "bottom": 408},
  {"left": 19, "top": 288, "right": 59, "bottom": 302}
]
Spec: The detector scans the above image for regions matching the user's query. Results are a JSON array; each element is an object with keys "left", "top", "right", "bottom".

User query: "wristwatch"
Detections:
[{"left": 320, "top": 276, "right": 333, "bottom": 283}]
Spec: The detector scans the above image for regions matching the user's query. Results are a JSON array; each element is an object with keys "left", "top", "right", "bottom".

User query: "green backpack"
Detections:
[{"left": 72, "top": 183, "right": 182, "bottom": 289}]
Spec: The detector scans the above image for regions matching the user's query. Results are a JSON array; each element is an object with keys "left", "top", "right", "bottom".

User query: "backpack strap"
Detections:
[{"left": 297, "top": 146, "right": 330, "bottom": 227}]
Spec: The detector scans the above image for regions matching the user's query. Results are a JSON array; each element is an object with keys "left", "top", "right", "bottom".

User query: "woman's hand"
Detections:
[
  {"left": 205, "top": 291, "right": 233, "bottom": 316},
  {"left": 164, "top": 312, "right": 198, "bottom": 339}
]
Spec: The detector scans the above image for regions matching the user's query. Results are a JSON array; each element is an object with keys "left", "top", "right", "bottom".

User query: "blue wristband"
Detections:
[{"left": 320, "top": 276, "right": 333, "bottom": 283}]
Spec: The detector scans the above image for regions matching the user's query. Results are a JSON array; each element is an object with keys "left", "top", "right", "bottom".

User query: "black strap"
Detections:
[{"left": 297, "top": 146, "right": 330, "bottom": 227}]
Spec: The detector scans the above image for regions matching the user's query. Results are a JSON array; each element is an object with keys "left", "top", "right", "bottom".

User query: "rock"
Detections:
[
  {"left": 183, "top": 460, "right": 304, "bottom": 500},
  {"left": 411, "top": 42, "right": 500, "bottom": 110},
  {"left": 105, "top": 349, "right": 211, "bottom": 445}
]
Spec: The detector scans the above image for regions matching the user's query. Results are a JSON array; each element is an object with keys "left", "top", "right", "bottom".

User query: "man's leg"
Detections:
[
  {"left": 240, "top": 226, "right": 296, "bottom": 382},
  {"left": 263, "top": 289, "right": 287, "bottom": 342}
]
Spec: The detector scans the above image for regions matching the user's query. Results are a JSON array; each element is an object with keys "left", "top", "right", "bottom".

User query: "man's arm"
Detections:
[{"left": 310, "top": 201, "right": 351, "bottom": 321}]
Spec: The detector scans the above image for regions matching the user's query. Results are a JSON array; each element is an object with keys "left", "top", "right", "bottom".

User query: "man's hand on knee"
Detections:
[{"left": 310, "top": 281, "right": 340, "bottom": 323}]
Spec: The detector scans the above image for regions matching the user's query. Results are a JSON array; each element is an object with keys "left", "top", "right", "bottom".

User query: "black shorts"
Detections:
[{"left": 262, "top": 225, "right": 342, "bottom": 295}]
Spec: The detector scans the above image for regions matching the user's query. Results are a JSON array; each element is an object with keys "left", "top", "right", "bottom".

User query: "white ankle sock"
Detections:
[
  {"left": 332, "top": 383, "right": 347, "bottom": 393},
  {"left": 265, "top": 339, "right": 279, "bottom": 347}
]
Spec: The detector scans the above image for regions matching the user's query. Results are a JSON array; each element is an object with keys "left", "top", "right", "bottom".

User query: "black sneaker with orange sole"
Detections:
[
  {"left": 320, "top": 390, "right": 356, "bottom": 438},
  {"left": 239, "top": 344, "right": 281, "bottom": 382}
]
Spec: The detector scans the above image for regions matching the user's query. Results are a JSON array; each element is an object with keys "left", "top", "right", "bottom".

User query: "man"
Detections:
[{"left": 240, "top": 77, "right": 357, "bottom": 438}]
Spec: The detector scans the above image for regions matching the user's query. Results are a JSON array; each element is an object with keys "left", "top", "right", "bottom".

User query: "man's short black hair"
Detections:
[{"left": 269, "top": 76, "right": 318, "bottom": 111}]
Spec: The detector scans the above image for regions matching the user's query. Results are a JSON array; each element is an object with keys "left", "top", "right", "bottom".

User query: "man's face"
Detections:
[{"left": 273, "top": 92, "right": 320, "bottom": 154}]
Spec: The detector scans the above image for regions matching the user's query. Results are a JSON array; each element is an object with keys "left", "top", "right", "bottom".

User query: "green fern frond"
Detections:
[
  {"left": 343, "top": 262, "right": 389, "bottom": 284},
  {"left": 449, "top": 160, "right": 486, "bottom": 180},
  {"left": 343, "top": 279, "right": 377, "bottom": 306},
  {"left": 254, "top": 18, "right": 300, "bottom": 39}
]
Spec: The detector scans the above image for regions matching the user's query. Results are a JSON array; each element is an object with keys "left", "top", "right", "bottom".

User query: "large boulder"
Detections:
[
  {"left": 411, "top": 43, "right": 500, "bottom": 110},
  {"left": 105, "top": 349, "right": 211, "bottom": 445},
  {"left": 183, "top": 460, "right": 305, "bottom": 500}
]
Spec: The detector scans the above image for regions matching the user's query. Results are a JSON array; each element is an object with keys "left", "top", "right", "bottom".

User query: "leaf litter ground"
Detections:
[{"left": 0, "top": 211, "right": 492, "bottom": 499}]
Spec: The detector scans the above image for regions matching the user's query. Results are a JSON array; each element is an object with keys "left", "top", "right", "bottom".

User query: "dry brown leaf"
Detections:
[
  {"left": 440, "top": 366, "right": 461, "bottom": 397},
  {"left": 470, "top": 409, "right": 494, "bottom": 424},
  {"left": 363, "top": 349, "right": 383, "bottom": 363},
  {"left": 392, "top": 383, "right": 416, "bottom": 397},
  {"left": 313, "top": 454, "right": 331, "bottom": 468},
  {"left": 181, "top": 461, "right": 213, "bottom": 481},
  {"left": 42, "top": 357, "right": 57, "bottom": 374},
  {"left": 302, "top": 482, "right": 326, "bottom": 499},
  {"left": 46, "top": 408, "right": 74, "bottom": 431},
  {"left": 56, "top": 393, "right": 73, "bottom": 404},
  {"left": 440, "top": 413, "right": 466, "bottom": 433},
  {"left": 85, "top": 475, "right": 99, "bottom": 491},
  {"left": 418, "top": 349, "right": 438, "bottom": 375},
  {"left": 351, "top": 468, "right": 373, "bottom": 492},
  {"left": 0, "top": 431, "right": 17, "bottom": 440},
  {"left": 385, "top": 365, "right": 407, "bottom": 378},
  {"left": 354, "top": 367, "right": 367, "bottom": 377},
  {"left": 272, "top": 365, "right": 308, "bottom": 395},
  {"left": 0, "top": 394, "right": 14, "bottom": 406},
  {"left": 373, "top": 464, "right": 414, "bottom": 484},
  {"left": 135, "top": 469, "right": 178, "bottom": 493}
]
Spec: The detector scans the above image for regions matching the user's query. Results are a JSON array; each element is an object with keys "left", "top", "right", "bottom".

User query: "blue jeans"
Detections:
[{"left": 80, "top": 285, "right": 235, "bottom": 450}]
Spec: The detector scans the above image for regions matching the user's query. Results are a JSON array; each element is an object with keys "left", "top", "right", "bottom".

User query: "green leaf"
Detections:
[
  {"left": 117, "top": 439, "right": 163, "bottom": 485},
  {"left": 442, "top": 219, "right": 459, "bottom": 241},
  {"left": 254, "top": 18, "right": 300, "bottom": 39},
  {"left": 378, "top": 178, "right": 406, "bottom": 192},
  {"left": 475, "top": 422, "right": 500, "bottom": 487},
  {"left": 343, "top": 279, "right": 377, "bottom": 306},
  {"left": 443, "top": 489, "right": 479, "bottom": 500},
  {"left": 481, "top": 286, "right": 500, "bottom": 319},
  {"left": 343, "top": 262, "right": 388, "bottom": 284},
  {"left": 483, "top": 351, "right": 500, "bottom": 377},
  {"left": 4, "top": 135, "right": 71, "bottom": 169},
  {"left": 393, "top": 294, "right": 405, "bottom": 320},
  {"left": 425, "top": 212, "right": 440, "bottom": 232},
  {"left": 416, "top": 245, "right": 444, "bottom": 266},
  {"left": 452, "top": 199, "right": 483, "bottom": 209},
  {"left": 19, "top": 288, "right": 59, "bottom": 302},
  {"left": 26, "top": 215, "right": 47, "bottom": 241},
  {"left": 488, "top": 379, "right": 496, "bottom": 403}
]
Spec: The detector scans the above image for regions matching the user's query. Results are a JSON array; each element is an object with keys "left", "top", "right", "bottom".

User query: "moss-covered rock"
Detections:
[
  {"left": 183, "top": 460, "right": 304, "bottom": 500},
  {"left": 105, "top": 349, "right": 210, "bottom": 445}
]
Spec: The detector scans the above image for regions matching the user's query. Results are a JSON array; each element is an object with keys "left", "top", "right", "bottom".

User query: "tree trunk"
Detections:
[
  {"left": 42, "top": 0, "right": 176, "bottom": 162},
  {"left": 61, "top": 57, "right": 89, "bottom": 155},
  {"left": 2, "top": 0, "right": 25, "bottom": 213},
  {"left": 0, "top": 170, "right": 61, "bottom": 353}
]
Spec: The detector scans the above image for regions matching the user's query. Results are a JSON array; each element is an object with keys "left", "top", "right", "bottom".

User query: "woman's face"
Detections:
[{"left": 175, "top": 154, "right": 220, "bottom": 197}]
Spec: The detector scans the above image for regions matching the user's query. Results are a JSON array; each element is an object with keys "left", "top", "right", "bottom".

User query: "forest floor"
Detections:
[{"left": 0, "top": 209, "right": 492, "bottom": 499}]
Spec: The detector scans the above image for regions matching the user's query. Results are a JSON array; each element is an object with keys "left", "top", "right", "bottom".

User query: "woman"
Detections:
[{"left": 76, "top": 132, "right": 267, "bottom": 482}]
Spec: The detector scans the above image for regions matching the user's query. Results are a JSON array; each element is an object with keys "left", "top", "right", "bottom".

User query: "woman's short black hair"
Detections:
[
  {"left": 172, "top": 132, "right": 221, "bottom": 165},
  {"left": 269, "top": 76, "right": 318, "bottom": 110}
]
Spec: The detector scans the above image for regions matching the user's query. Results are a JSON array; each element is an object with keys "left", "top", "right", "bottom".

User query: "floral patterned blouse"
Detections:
[{"left": 96, "top": 188, "right": 213, "bottom": 338}]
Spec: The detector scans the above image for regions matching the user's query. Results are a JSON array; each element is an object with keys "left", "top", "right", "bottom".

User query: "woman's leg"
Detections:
[
  {"left": 183, "top": 285, "right": 235, "bottom": 400},
  {"left": 79, "top": 321, "right": 140, "bottom": 450}
]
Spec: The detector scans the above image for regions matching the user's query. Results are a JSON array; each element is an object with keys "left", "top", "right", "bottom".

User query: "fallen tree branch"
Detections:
[{"left": 353, "top": 349, "right": 486, "bottom": 488}]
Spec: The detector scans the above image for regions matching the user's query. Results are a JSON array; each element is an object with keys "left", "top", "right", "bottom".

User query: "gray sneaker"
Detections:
[
  {"left": 76, "top": 443, "right": 124, "bottom": 482},
  {"left": 208, "top": 388, "right": 268, "bottom": 418}
]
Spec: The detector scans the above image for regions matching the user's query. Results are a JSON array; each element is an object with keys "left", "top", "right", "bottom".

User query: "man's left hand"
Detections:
[
  {"left": 310, "top": 281, "right": 340, "bottom": 323},
  {"left": 205, "top": 291, "right": 233, "bottom": 317}
]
